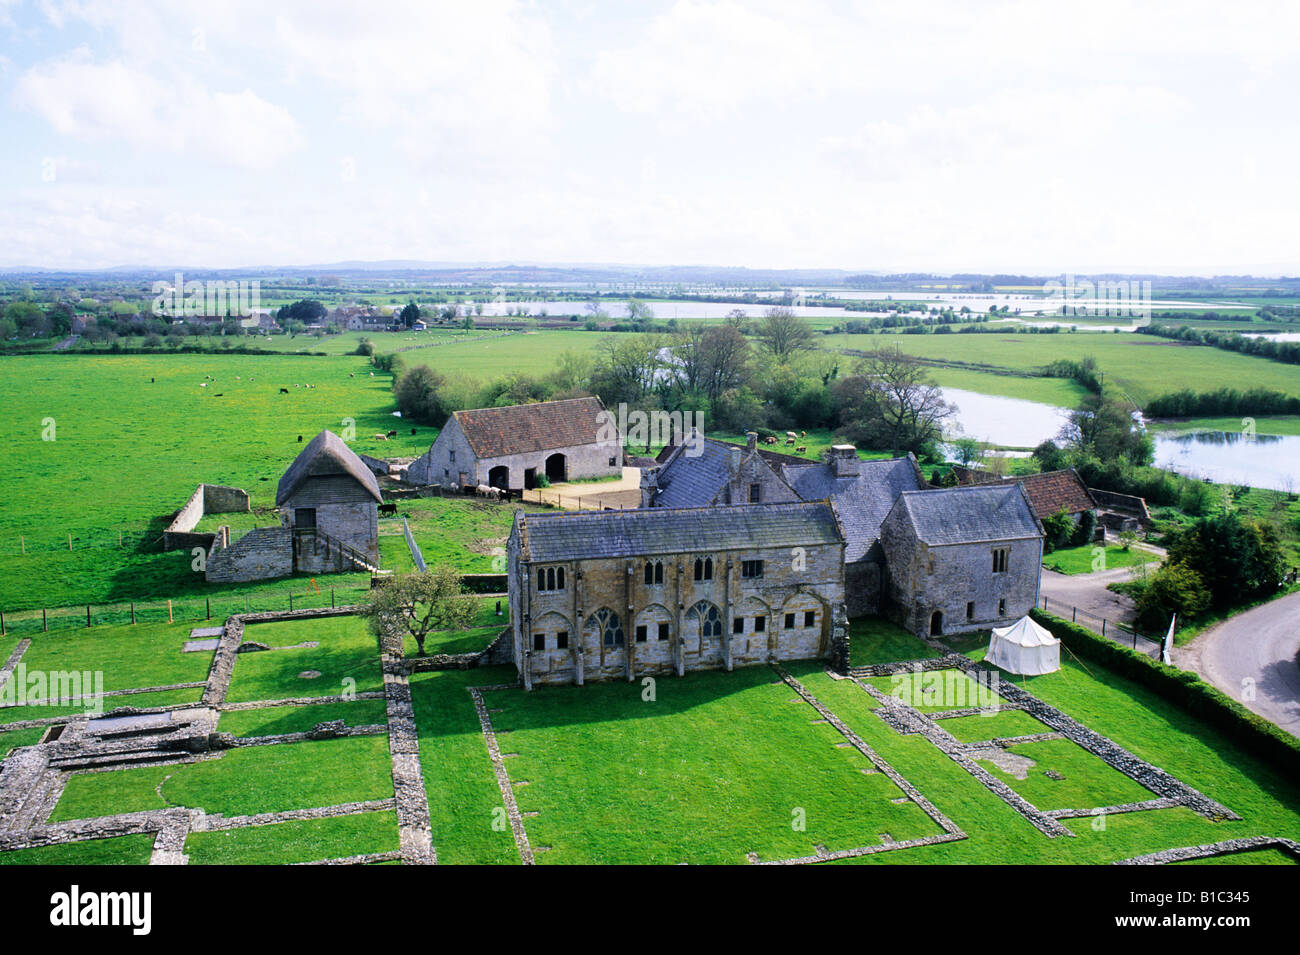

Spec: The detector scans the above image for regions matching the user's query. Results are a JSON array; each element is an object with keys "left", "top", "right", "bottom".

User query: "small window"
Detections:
[
  {"left": 608, "top": 456, "right": 617, "bottom": 466},
  {"left": 693, "top": 557, "right": 714, "bottom": 581},
  {"left": 556, "top": 631, "right": 569, "bottom": 649},
  {"left": 449, "top": 450, "right": 455, "bottom": 462},
  {"left": 443, "top": 468, "right": 449, "bottom": 478},
  {"left": 749, "top": 483, "right": 761, "bottom": 503},
  {"left": 741, "top": 559, "right": 764, "bottom": 579},
  {"left": 635, "top": 625, "right": 647, "bottom": 643},
  {"left": 537, "top": 567, "right": 565, "bottom": 592},
  {"left": 532, "top": 633, "right": 545, "bottom": 652},
  {"left": 784, "top": 613, "right": 795, "bottom": 629},
  {"left": 657, "top": 623, "right": 670, "bottom": 641},
  {"left": 992, "top": 548, "right": 1009, "bottom": 574},
  {"left": 644, "top": 562, "right": 653, "bottom": 585},
  {"left": 733, "top": 617, "right": 744, "bottom": 634},
  {"left": 966, "top": 601, "right": 975, "bottom": 621},
  {"left": 754, "top": 615, "right": 766, "bottom": 632},
  {"left": 804, "top": 610, "right": 816, "bottom": 627},
  {"left": 998, "top": 598, "right": 1006, "bottom": 616}
]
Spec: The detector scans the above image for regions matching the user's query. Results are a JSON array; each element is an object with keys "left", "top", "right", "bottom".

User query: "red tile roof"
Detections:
[
  {"left": 952, "top": 466, "right": 1096, "bottom": 518},
  {"left": 454, "top": 397, "right": 610, "bottom": 459}
]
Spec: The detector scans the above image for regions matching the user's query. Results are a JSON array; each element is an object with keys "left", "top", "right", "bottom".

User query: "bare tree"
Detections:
[
  {"left": 833, "top": 345, "right": 953, "bottom": 455},
  {"left": 757, "top": 306, "right": 817, "bottom": 362}
]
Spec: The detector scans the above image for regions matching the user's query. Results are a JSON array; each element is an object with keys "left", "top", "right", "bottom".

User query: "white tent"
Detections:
[{"left": 986, "top": 616, "right": 1060, "bottom": 675}]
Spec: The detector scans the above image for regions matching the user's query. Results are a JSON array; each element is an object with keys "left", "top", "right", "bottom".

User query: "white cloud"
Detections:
[{"left": 13, "top": 50, "right": 302, "bottom": 168}]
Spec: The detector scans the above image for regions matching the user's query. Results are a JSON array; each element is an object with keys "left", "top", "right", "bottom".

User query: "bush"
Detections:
[
  {"left": 1041, "top": 508, "right": 1075, "bottom": 553},
  {"left": 1135, "top": 561, "right": 1211, "bottom": 630},
  {"left": 393, "top": 365, "right": 450, "bottom": 425},
  {"left": 1031, "top": 610, "right": 1300, "bottom": 779}
]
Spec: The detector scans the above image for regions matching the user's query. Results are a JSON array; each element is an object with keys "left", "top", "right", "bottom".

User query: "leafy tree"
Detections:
[
  {"left": 1033, "top": 439, "right": 1068, "bottom": 472},
  {"left": 1059, "top": 393, "right": 1153, "bottom": 466},
  {"left": 1041, "top": 508, "right": 1075, "bottom": 553},
  {"left": 399, "top": 301, "right": 421, "bottom": 329},
  {"left": 1166, "top": 510, "right": 1288, "bottom": 610},
  {"left": 952, "top": 436, "right": 984, "bottom": 468},
  {"left": 393, "top": 364, "right": 450, "bottom": 425},
  {"left": 276, "top": 299, "right": 327, "bottom": 328},
  {"left": 359, "top": 566, "right": 479, "bottom": 656}
]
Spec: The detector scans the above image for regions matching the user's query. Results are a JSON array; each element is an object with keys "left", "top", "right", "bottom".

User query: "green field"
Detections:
[{"left": 1042, "top": 544, "right": 1161, "bottom": 576}]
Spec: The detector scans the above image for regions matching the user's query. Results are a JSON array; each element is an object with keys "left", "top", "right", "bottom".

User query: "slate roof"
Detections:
[
  {"left": 952, "top": 466, "right": 1096, "bottom": 519},
  {"left": 277, "top": 430, "right": 383, "bottom": 506},
  {"left": 454, "top": 397, "right": 610, "bottom": 459},
  {"left": 890, "top": 485, "right": 1042, "bottom": 546},
  {"left": 515, "top": 502, "right": 843, "bottom": 562},
  {"left": 651, "top": 438, "right": 747, "bottom": 508},
  {"left": 781, "top": 456, "right": 927, "bottom": 562}
]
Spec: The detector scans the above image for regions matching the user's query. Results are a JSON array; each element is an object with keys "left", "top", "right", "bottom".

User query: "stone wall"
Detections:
[
  {"left": 205, "top": 526, "right": 292, "bottom": 583},
  {"left": 510, "top": 538, "right": 847, "bottom": 688},
  {"left": 880, "top": 510, "right": 1042, "bottom": 638},
  {"left": 162, "top": 484, "right": 250, "bottom": 551},
  {"left": 844, "top": 559, "right": 882, "bottom": 617}
]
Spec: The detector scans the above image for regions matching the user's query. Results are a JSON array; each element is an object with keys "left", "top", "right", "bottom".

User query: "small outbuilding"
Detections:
[{"left": 986, "top": 615, "right": 1060, "bottom": 675}]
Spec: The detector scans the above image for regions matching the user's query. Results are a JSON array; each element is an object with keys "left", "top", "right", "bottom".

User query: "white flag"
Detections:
[{"left": 1161, "top": 614, "right": 1176, "bottom": 664}]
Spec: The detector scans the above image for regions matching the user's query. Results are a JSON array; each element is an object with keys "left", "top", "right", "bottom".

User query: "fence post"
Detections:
[
  {"left": 168, "top": 599, "right": 173, "bottom": 623},
  {"left": 131, "top": 602, "right": 135, "bottom": 625},
  {"left": 86, "top": 605, "right": 91, "bottom": 628},
  {"left": 43, "top": 608, "right": 47, "bottom": 632},
  {"left": 1072, "top": 607, "right": 1076, "bottom": 623},
  {"left": 0, "top": 612, "right": 4, "bottom": 636},
  {"left": 1101, "top": 618, "right": 1106, "bottom": 637},
  {"left": 68, "top": 533, "right": 72, "bottom": 551},
  {"left": 289, "top": 594, "right": 294, "bottom": 612},
  {"left": 331, "top": 587, "right": 335, "bottom": 608},
  {"left": 206, "top": 598, "right": 210, "bottom": 620}
]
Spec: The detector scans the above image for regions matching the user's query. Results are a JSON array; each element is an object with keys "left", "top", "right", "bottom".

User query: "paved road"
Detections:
[
  {"left": 1040, "top": 566, "right": 1139, "bottom": 626},
  {"left": 1175, "top": 592, "right": 1300, "bottom": 739}
]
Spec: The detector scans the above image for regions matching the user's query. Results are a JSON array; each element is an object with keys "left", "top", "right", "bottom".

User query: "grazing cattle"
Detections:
[
  {"left": 378, "top": 502, "right": 398, "bottom": 516},
  {"left": 476, "top": 484, "right": 491, "bottom": 497},
  {"left": 373, "top": 434, "right": 388, "bottom": 441},
  {"left": 410, "top": 428, "right": 417, "bottom": 435},
  {"left": 786, "top": 431, "right": 797, "bottom": 439},
  {"left": 199, "top": 382, "right": 207, "bottom": 388},
  {"left": 764, "top": 436, "right": 778, "bottom": 444},
  {"left": 280, "top": 387, "right": 289, "bottom": 394},
  {"left": 785, "top": 436, "right": 796, "bottom": 444},
  {"left": 214, "top": 393, "right": 222, "bottom": 397},
  {"left": 386, "top": 430, "right": 397, "bottom": 438},
  {"left": 800, "top": 431, "right": 807, "bottom": 438},
  {"left": 297, "top": 435, "right": 303, "bottom": 443},
  {"left": 487, "top": 487, "right": 501, "bottom": 501},
  {"left": 795, "top": 446, "right": 807, "bottom": 454}
]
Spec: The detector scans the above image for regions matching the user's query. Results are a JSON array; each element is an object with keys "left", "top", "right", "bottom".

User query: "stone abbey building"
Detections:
[{"left": 506, "top": 502, "right": 849, "bottom": 688}]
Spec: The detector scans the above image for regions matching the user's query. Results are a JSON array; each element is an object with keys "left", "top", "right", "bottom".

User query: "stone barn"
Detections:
[
  {"left": 205, "top": 429, "right": 381, "bottom": 582},
  {"left": 506, "top": 502, "right": 849, "bottom": 689},
  {"left": 405, "top": 396, "right": 621, "bottom": 491},
  {"left": 879, "top": 484, "right": 1044, "bottom": 638}
]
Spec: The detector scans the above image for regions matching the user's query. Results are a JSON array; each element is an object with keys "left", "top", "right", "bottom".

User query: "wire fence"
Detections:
[
  {"left": 0, "top": 585, "right": 374, "bottom": 639},
  {"left": 1039, "top": 595, "right": 1161, "bottom": 658},
  {"left": 0, "top": 528, "right": 159, "bottom": 557},
  {"left": 519, "top": 487, "right": 642, "bottom": 511}
]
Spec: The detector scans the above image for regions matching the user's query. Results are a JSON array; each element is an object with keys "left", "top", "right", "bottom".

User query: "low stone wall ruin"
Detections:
[{"left": 162, "top": 484, "right": 251, "bottom": 551}]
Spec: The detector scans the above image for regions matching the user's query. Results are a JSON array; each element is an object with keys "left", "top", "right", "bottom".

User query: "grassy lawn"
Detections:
[
  {"left": 0, "top": 834, "right": 155, "bottom": 866},
  {"left": 864, "top": 668, "right": 1004, "bottom": 712},
  {"left": 848, "top": 616, "right": 940, "bottom": 667},
  {"left": 1042, "top": 543, "right": 1161, "bottom": 575},
  {"left": 0, "top": 725, "right": 49, "bottom": 756},
  {"left": 936, "top": 708, "right": 1050, "bottom": 743},
  {"left": 216, "top": 698, "right": 389, "bottom": 737},
  {"left": 1148, "top": 415, "right": 1300, "bottom": 437},
  {"left": 50, "top": 735, "right": 393, "bottom": 821},
  {"left": 183, "top": 810, "right": 400, "bottom": 864},
  {"left": 17, "top": 621, "right": 213, "bottom": 694},
  {"left": 973, "top": 736, "right": 1154, "bottom": 811},
  {"left": 225, "top": 616, "right": 382, "bottom": 703},
  {"left": 1174, "top": 848, "right": 1298, "bottom": 865},
  {"left": 481, "top": 662, "right": 942, "bottom": 864}
]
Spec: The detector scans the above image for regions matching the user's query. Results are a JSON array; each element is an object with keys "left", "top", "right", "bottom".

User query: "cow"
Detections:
[
  {"left": 476, "top": 484, "right": 491, "bottom": 497},
  {"left": 411, "top": 428, "right": 417, "bottom": 435},
  {"left": 487, "top": 487, "right": 501, "bottom": 501},
  {"left": 373, "top": 434, "right": 388, "bottom": 441},
  {"left": 386, "top": 430, "right": 397, "bottom": 438},
  {"left": 796, "top": 446, "right": 807, "bottom": 454},
  {"left": 280, "top": 387, "right": 289, "bottom": 394},
  {"left": 297, "top": 435, "right": 303, "bottom": 443},
  {"left": 214, "top": 393, "right": 222, "bottom": 397},
  {"left": 378, "top": 502, "right": 398, "bottom": 517},
  {"left": 786, "top": 436, "right": 796, "bottom": 444}
]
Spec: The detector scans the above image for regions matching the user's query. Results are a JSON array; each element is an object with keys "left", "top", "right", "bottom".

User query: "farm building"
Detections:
[
  {"left": 506, "top": 502, "right": 848, "bottom": 688},
  {"left": 406, "top": 396, "right": 621, "bottom": 491},
  {"left": 879, "top": 484, "right": 1044, "bottom": 638},
  {"left": 951, "top": 465, "right": 1099, "bottom": 525},
  {"left": 205, "top": 429, "right": 381, "bottom": 582}
]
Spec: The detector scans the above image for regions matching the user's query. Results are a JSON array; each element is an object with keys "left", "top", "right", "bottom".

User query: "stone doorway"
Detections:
[
  {"left": 545, "top": 452, "right": 567, "bottom": 484},
  {"left": 930, "top": 611, "right": 943, "bottom": 636}
]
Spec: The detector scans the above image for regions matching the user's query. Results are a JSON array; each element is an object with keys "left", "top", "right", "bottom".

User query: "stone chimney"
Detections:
[
  {"left": 729, "top": 447, "right": 742, "bottom": 474},
  {"left": 746, "top": 431, "right": 758, "bottom": 452},
  {"left": 831, "top": 444, "right": 859, "bottom": 478}
]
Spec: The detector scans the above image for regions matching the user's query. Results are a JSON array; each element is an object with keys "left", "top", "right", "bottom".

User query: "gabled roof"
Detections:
[
  {"left": 952, "top": 466, "right": 1096, "bottom": 519},
  {"left": 276, "top": 430, "right": 383, "bottom": 506},
  {"left": 514, "top": 502, "right": 843, "bottom": 562},
  {"left": 781, "top": 456, "right": 927, "bottom": 562},
  {"left": 889, "top": 484, "right": 1042, "bottom": 546},
  {"left": 453, "top": 397, "right": 610, "bottom": 459},
  {"left": 650, "top": 437, "right": 797, "bottom": 509}
]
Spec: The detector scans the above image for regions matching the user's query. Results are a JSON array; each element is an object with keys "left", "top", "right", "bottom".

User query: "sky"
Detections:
[{"left": 1, "top": 0, "right": 1298, "bottom": 275}]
